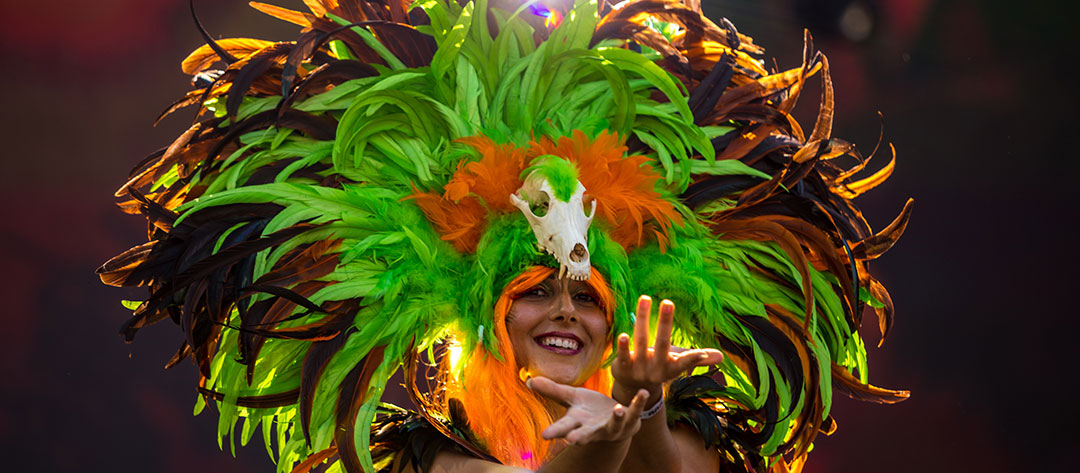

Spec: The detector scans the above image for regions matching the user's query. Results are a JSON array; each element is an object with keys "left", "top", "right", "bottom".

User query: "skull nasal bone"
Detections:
[{"left": 570, "top": 243, "right": 587, "bottom": 262}]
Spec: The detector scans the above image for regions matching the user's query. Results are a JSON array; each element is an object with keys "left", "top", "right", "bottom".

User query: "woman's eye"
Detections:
[
  {"left": 574, "top": 292, "right": 599, "bottom": 305},
  {"left": 523, "top": 287, "right": 548, "bottom": 298}
]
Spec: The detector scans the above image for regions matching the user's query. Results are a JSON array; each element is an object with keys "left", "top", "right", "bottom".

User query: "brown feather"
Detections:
[
  {"left": 182, "top": 38, "right": 276, "bottom": 75},
  {"left": 807, "top": 54, "right": 833, "bottom": 143},
  {"left": 301, "top": 0, "right": 329, "bottom": 18},
  {"left": 711, "top": 217, "right": 814, "bottom": 328},
  {"left": 280, "top": 30, "right": 324, "bottom": 95},
  {"left": 289, "top": 446, "right": 338, "bottom": 473},
  {"left": 164, "top": 340, "right": 192, "bottom": 369},
  {"left": 831, "top": 363, "right": 909, "bottom": 404},
  {"left": 254, "top": 240, "right": 342, "bottom": 288},
  {"left": 837, "top": 144, "right": 896, "bottom": 199},
  {"left": 403, "top": 351, "right": 499, "bottom": 461},
  {"left": 240, "top": 280, "right": 332, "bottom": 378},
  {"left": 765, "top": 305, "right": 824, "bottom": 459},
  {"left": 334, "top": 346, "right": 387, "bottom": 473},
  {"left": 868, "top": 277, "right": 895, "bottom": 344},
  {"left": 298, "top": 327, "right": 354, "bottom": 446},
  {"left": 364, "top": 21, "right": 436, "bottom": 68},
  {"left": 850, "top": 198, "right": 914, "bottom": 260},
  {"left": 278, "top": 60, "right": 379, "bottom": 114},
  {"left": 249, "top": 2, "right": 316, "bottom": 27},
  {"left": 197, "top": 385, "right": 300, "bottom": 408},
  {"left": 226, "top": 42, "right": 293, "bottom": 120}
]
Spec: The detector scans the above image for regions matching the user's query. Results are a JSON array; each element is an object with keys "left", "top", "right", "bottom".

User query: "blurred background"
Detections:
[{"left": 0, "top": 0, "right": 1074, "bottom": 471}]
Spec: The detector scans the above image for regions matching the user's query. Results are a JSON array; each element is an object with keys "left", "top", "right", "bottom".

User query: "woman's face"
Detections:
[{"left": 507, "top": 274, "right": 609, "bottom": 386}]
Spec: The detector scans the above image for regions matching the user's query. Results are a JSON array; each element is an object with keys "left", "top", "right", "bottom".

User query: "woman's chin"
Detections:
[
  {"left": 545, "top": 372, "right": 580, "bottom": 386},
  {"left": 521, "top": 344, "right": 605, "bottom": 386},
  {"left": 528, "top": 362, "right": 587, "bottom": 386}
]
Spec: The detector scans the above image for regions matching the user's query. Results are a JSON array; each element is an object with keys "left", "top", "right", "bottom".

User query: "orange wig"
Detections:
[{"left": 441, "top": 266, "right": 615, "bottom": 469}]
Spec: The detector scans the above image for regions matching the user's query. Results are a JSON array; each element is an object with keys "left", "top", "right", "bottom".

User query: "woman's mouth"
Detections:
[{"left": 534, "top": 332, "right": 583, "bottom": 355}]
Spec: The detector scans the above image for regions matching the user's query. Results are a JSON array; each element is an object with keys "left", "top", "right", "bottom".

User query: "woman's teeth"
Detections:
[{"left": 539, "top": 337, "right": 580, "bottom": 351}]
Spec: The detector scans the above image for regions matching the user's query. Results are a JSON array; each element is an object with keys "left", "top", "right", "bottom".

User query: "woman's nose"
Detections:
[{"left": 549, "top": 287, "right": 578, "bottom": 322}]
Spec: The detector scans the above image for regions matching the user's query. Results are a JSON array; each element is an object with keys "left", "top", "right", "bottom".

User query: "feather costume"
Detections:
[{"left": 99, "top": 0, "right": 911, "bottom": 471}]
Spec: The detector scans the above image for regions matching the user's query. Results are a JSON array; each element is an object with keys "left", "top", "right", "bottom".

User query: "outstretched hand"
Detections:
[
  {"left": 528, "top": 376, "right": 650, "bottom": 445},
  {"left": 610, "top": 296, "right": 724, "bottom": 405}
]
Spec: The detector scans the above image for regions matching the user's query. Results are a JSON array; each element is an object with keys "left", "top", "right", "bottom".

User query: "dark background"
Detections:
[{"left": 0, "top": 0, "right": 1074, "bottom": 471}]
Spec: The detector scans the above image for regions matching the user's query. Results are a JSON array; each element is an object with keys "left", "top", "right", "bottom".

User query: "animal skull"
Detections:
[{"left": 509, "top": 171, "right": 596, "bottom": 280}]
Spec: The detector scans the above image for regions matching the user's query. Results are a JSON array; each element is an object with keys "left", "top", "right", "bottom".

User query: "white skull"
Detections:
[{"left": 509, "top": 171, "right": 596, "bottom": 280}]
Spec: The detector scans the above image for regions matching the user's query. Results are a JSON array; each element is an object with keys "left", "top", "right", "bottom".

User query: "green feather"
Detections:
[{"left": 523, "top": 155, "right": 579, "bottom": 201}]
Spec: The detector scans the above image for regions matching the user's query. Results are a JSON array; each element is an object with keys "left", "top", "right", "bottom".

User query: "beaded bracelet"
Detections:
[{"left": 639, "top": 395, "right": 665, "bottom": 420}]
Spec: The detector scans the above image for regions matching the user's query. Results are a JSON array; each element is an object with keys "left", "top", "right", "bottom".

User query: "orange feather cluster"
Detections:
[
  {"left": 529, "top": 130, "right": 682, "bottom": 250},
  {"left": 408, "top": 136, "right": 526, "bottom": 253},
  {"left": 409, "top": 131, "right": 681, "bottom": 253}
]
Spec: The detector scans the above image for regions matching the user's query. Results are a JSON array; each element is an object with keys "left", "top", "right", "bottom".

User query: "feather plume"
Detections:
[
  {"left": 102, "top": 2, "right": 911, "bottom": 472},
  {"left": 529, "top": 130, "right": 683, "bottom": 249}
]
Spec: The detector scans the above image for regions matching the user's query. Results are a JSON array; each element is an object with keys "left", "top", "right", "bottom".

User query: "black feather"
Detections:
[
  {"left": 680, "top": 175, "right": 765, "bottom": 210},
  {"left": 190, "top": 0, "right": 238, "bottom": 64},
  {"left": 689, "top": 53, "right": 734, "bottom": 124}
]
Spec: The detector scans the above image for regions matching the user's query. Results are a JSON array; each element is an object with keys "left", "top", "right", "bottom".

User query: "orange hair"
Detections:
[{"left": 441, "top": 266, "right": 615, "bottom": 469}]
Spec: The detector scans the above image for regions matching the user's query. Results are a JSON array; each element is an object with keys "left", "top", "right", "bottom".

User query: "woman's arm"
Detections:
[
  {"left": 670, "top": 424, "right": 721, "bottom": 473},
  {"left": 414, "top": 450, "right": 531, "bottom": 473},
  {"left": 530, "top": 376, "right": 649, "bottom": 473},
  {"left": 411, "top": 434, "right": 639, "bottom": 473},
  {"left": 411, "top": 377, "right": 648, "bottom": 473},
  {"left": 610, "top": 296, "right": 724, "bottom": 473},
  {"left": 401, "top": 428, "right": 721, "bottom": 473}
]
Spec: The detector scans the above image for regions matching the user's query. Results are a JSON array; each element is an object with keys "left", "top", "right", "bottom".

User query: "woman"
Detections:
[
  {"left": 429, "top": 266, "right": 723, "bottom": 473},
  {"left": 99, "top": 1, "right": 910, "bottom": 472}
]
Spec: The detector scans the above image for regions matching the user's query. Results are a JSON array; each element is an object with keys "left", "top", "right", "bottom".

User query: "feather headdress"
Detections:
[{"left": 100, "top": 0, "right": 911, "bottom": 471}]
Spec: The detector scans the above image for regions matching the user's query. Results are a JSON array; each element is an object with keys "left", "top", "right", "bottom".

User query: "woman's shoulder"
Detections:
[
  {"left": 665, "top": 375, "right": 766, "bottom": 473},
  {"left": 372, "top": 402, "right": 504, "bottom": 473}
]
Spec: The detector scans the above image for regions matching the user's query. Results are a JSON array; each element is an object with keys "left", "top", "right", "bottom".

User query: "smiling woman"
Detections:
[
  {"left": 435, "top": 265, "right": 722, "bottom": 473},
  {"left": 506, "top": 269, "right": 609, "bottom": 385},
  {"left": 441, "top": 266, "right": 619, "bottom": 467},
  {"left": 99, "top": 1, "right": 910, "bottom": 472}
]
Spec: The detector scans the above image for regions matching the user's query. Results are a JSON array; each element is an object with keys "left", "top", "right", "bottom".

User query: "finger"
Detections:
[
  {"left": 624, "top": 388, "right": 649, "bottom": 419},
  {"left": 616, "top": 333, "right": 632, "bottom": 365},
  {"left": 565, "top": 424, "right": 598, "bottom": 445},
  {"left": 606, "top": 403, "right": 628, "bottom": 435},
  {"left": 542, "top": 415, "right": 583, "bottom": 440},
  {"left": 654, "top": 299, "right": 675, "bottom": 358},
  {"left": 527, "top": 376, "right": 576, "bottom": 406},
  {"left": 672, "top": 349, "right": 725, "bottom": 373},
  {"left": 634, "top": 295, "right": 651, "bottom": 356},
  {"left": 625, "top": 391, "right": 648, "bottom": 420}
]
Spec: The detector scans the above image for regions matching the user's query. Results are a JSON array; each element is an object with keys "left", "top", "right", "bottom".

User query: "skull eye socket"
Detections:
[{"left": 529, "top": 190, "right": 550, "bottom": 217}]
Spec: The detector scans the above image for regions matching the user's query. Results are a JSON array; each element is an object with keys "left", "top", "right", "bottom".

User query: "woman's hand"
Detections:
[
  {"left": 610, "top": 296, "right": 724, "bottom": 405},
  {"left": 528, "top": 376, "right": 650, "bottom": 445}
]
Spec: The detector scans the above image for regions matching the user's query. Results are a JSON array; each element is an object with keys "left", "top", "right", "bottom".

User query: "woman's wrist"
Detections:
[
  {"left": 637, "top": 395, "right": 664, "bottom": 420},
  {"left": 611, "top": 381, "right": 662, "bottom": 407}
]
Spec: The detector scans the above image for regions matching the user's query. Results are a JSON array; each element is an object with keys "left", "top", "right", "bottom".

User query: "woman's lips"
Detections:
[{"left": 534, "top": 332, "right": 583, "bottom": 355}]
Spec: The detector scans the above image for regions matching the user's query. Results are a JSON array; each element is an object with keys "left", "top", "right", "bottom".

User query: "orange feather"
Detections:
[
  {"left": 529, "top": 130, "right": 682, "bottom": 249},
  {"left": 409, "top": 131, "right": 681, "bottom": 253}
]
